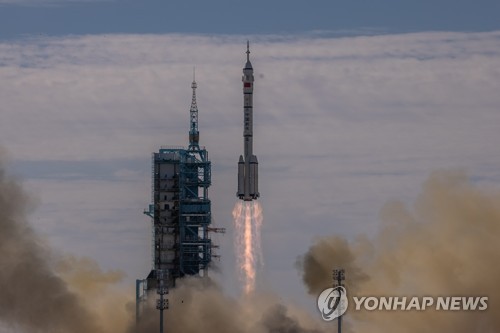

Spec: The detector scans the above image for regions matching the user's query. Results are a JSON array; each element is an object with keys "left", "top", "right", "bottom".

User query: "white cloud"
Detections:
[{"left": 1, "top": 31, "right": 500, "bottom": 309}]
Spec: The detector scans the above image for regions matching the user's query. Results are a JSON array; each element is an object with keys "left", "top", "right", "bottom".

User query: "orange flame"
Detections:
[{"left": 233, "top": 201, "right": 263, "bottom": 295}]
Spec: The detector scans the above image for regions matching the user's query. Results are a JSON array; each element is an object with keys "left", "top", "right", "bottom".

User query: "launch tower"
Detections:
[{"left": 136, "top": 73, "right": 222, "bottom": 321}]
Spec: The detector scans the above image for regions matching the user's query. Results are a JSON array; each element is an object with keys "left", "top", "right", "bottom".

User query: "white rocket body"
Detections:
[{"left": 237, "top": 43, "right": 259, "bottom": 201}]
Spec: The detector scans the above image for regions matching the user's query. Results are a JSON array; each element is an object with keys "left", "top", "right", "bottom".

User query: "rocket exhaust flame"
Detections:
[
  {"left": 243, "top": 203, "right": 254, "bottom": 294},
  {"left": 233, "top": 201, "right": 263, "bottom": 295},
  {"left": 252, "top": 200, "right": 264, "bottom": 267}
]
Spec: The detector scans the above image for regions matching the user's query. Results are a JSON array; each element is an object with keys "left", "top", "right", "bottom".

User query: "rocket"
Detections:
[{"left": 237, "top": 41, "right": 259, "bottom": 201}]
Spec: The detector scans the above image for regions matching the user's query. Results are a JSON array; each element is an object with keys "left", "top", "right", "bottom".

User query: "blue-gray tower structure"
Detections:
[{"left": 137, "top": 74, "right": 221, "bottom": 322}]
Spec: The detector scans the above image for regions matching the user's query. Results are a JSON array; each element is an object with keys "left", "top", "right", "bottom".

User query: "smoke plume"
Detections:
[
  {"left": 133, "top": 278, "right": 327, "bottom": 333},
  {"left": 0, "top": 156, "right": 132, "bottom": 333},
  {"left": 5, "top": 146, "right": 498, "bottom": 333},
  {"left": 297, "top": 170, "right": 500, "bottom": 332},
  {"left": 0, "top": 153, "right": 325, "bottom": 333}
]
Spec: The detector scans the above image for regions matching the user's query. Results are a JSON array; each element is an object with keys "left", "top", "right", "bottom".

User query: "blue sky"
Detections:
[
  {"left": 1, "top": 0, "right": 500, "bottom": 329},
  {"left": 0, "top": 0, "right": 500, "bottom": 39}
]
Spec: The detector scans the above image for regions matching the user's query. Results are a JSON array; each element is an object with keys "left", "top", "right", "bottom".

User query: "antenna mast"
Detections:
[{"left": 189, "top": 67, "right": 200, "bottom": 149}]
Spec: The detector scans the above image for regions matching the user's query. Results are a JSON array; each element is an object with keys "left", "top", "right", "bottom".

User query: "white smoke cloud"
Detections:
[{"left": 298, "top": 170, "right": 500, "bottom": 332}]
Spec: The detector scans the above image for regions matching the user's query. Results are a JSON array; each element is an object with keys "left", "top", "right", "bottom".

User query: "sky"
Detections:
[
  {"left": 1, "top": 0, "right": 500, "bottom": 38},
  {"left": 1, "top": 0, "right": 500, "bottom": 321}
]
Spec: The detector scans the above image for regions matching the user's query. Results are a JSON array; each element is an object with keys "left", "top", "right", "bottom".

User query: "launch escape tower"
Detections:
[{"left": 136, "top": 73, "right": 223, "bottom": 321}]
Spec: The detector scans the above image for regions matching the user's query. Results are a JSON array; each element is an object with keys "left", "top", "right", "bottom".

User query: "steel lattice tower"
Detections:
[{"left": 136, "top": 75, "right": 224, "bottom": 327}]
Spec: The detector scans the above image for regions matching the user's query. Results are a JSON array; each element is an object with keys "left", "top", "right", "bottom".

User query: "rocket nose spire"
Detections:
[{"left": 245, "top": 41, "right": 253, "bottom": 69}]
